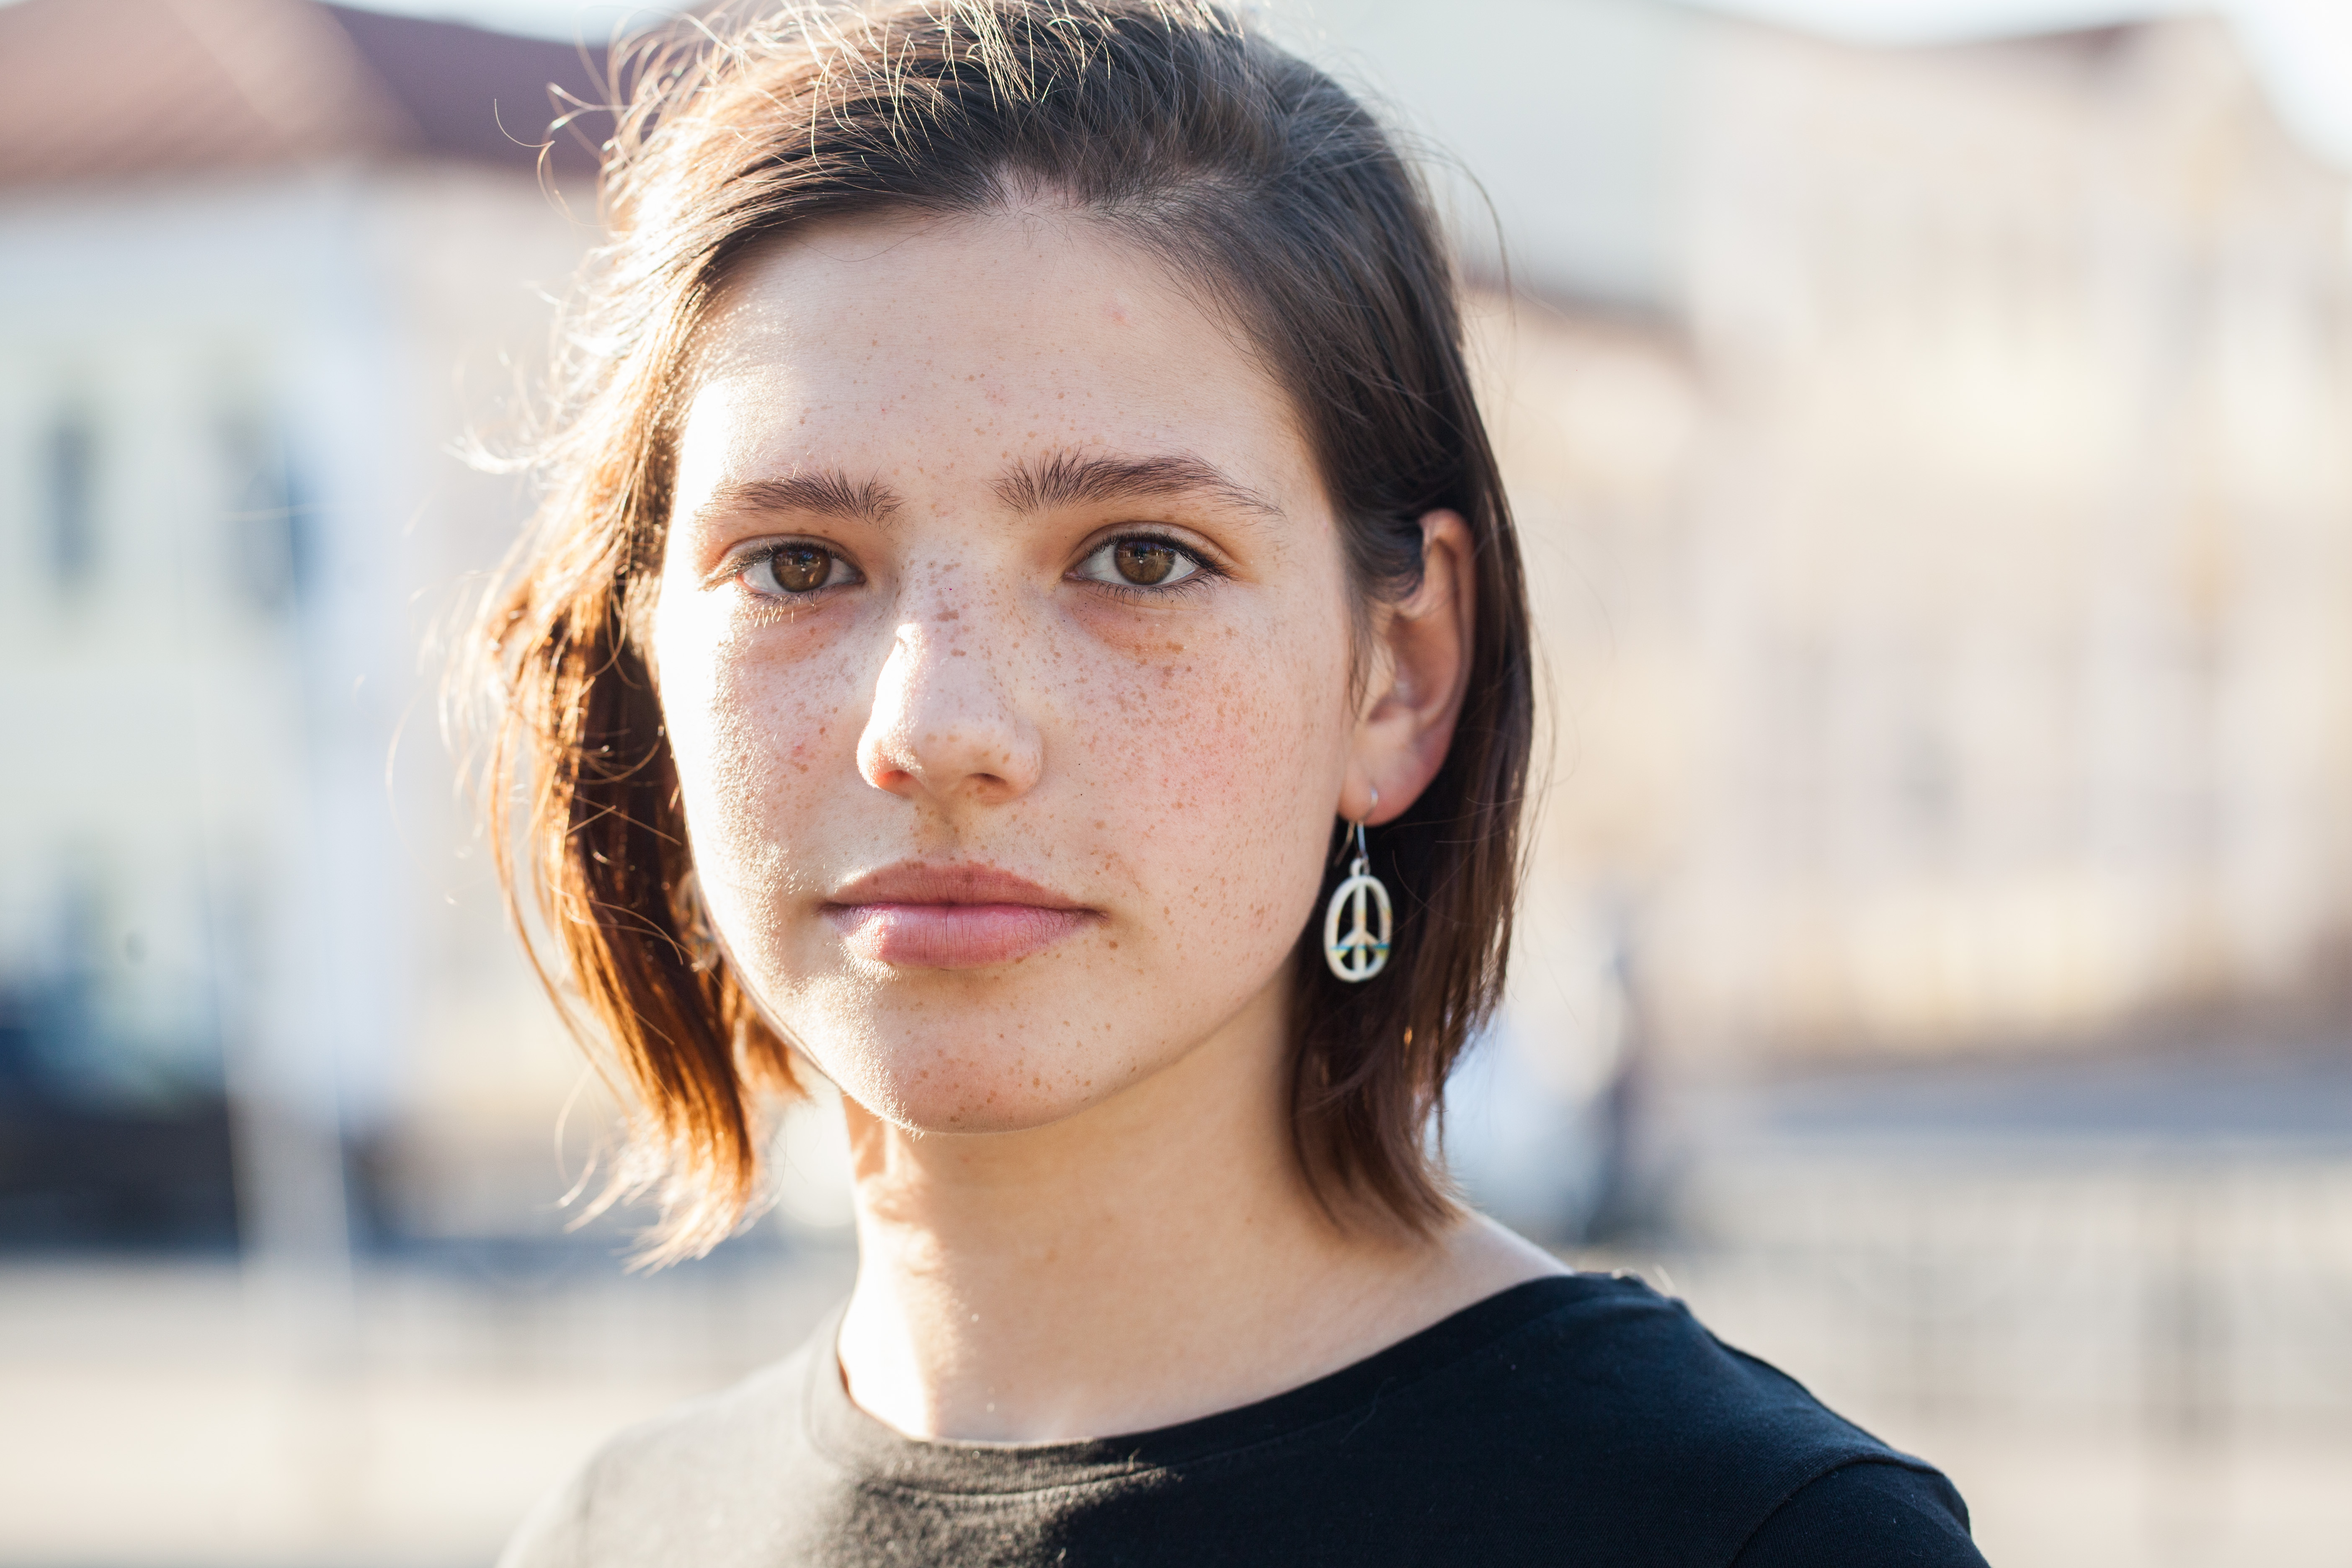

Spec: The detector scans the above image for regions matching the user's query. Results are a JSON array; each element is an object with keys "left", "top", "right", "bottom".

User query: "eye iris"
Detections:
[
  {"left": 773, "top": 546, "right": 830, "bottom": 593},
  {"left": 1113, "top": 541, "right": 1176, "bottom": 586}
]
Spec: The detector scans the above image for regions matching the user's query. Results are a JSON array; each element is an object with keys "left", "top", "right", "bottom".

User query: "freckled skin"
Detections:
[
  {"left": 652, "top": 208, "right": 1550, "bottom": 1447},
  {"left": 654, "top": 210, "right": 1354, "bottom": 1135}
]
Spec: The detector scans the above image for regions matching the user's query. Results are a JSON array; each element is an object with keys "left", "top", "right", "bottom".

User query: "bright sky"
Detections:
[
  {"left": 351, "top": 0, "right": 2352, "bottom": 166},
  {"left": 1704, "top": 0, "right": 2352, "bottom": 164}
]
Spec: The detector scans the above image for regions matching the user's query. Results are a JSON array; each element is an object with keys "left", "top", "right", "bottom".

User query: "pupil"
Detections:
[
  {"left": 1114, "top": 541, "right": 1175, "bottom": 585},
  {"left": 775, "top": 546, "right": 829, "bottom": 593}
]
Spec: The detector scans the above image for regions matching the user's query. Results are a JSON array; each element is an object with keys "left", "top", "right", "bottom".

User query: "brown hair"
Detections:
[{"left": 473, "top": 0, "right": 1534, "bottom": 1260}]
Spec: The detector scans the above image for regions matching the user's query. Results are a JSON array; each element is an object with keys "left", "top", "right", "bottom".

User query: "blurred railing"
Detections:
[{"left": 1599, "top": 1140, "right": 2352, "bottom": 1568}]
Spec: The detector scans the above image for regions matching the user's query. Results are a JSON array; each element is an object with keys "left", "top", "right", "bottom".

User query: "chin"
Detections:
[{"left": 815, "top": 1016, "right": 1153, "bottom": 1137}]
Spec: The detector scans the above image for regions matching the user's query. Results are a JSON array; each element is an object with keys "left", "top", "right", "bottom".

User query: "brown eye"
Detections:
[
  {"left": 1113, "top": 540, "right": 1177, "bottom": 585},
  {"left": 1073, "top": 534, "right": 1205, "bottom": 592},
  {"left": 743, "top": 542, "right": 858, "bottom": 599},
  {"left": 772, "top": 544, "right": 831, "bottom": 592}
]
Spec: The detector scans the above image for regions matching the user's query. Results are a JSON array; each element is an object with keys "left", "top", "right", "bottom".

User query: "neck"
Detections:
[{"left": 830, "top": 979, "right": 1560, "bottom": 1441}]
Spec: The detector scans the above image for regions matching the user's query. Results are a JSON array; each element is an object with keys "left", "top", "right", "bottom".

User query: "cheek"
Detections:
[
  {"left": 654, "top": 593, "right": 857, "bottom": 908},
  {"left": 1083, "top": 613, "right": 1351, "bottom": 952}
]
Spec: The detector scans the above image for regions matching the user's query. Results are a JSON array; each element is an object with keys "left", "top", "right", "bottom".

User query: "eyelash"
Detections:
[
  {"left": 727, "top": 533, "right": 1223, "bottom": 603},
  {"left": 735, "top": 540, "right": 861, "bottom": 601},
  {"left": 1073, "top": 531, "right": 1225, "bottom": 601}
]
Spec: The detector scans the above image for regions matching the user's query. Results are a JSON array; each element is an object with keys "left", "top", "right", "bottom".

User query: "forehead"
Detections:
[{"left": 676, "top": 207, "right": 1319, "bottom": 509}]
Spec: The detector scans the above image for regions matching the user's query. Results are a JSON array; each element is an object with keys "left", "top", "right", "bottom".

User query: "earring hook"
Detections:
[{"left": 1325, "top": 785, "right": 1393, "bottom": 983}]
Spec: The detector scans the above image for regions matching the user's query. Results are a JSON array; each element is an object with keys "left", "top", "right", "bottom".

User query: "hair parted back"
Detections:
[{"left": 472, "top": 0, "right": 1534, "bottom": 1262}]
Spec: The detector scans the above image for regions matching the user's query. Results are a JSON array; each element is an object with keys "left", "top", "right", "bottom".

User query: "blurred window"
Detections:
[
  {"left": 43, "top": 411, "right": 96, "bottom": 590},
  {"left": 219, "top": 416, "right": 309, "bottom": 614}
]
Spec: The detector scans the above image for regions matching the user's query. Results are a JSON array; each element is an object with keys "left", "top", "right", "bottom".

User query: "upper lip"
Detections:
[{"left": 825, "top": 862, "right": 1088, "bottom": 909}]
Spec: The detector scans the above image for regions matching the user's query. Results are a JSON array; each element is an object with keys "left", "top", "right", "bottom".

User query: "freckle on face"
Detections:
[{"left": 653, "top": 208, "right": 1359, "bottom": 1137}]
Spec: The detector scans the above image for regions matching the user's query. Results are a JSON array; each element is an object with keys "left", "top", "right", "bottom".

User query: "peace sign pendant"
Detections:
[{"left": 1323, "top": 842, "right": 1393, "bottom": 983}]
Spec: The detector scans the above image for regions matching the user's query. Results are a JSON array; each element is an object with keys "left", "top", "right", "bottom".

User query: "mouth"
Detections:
[{"left": 821, "top": 862, "right": 1099, "bottom": 969}]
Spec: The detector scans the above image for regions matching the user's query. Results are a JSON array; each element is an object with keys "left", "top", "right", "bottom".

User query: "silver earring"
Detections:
[{"left": 1323, "top": 797, "right": 1393, "bottom": 983}]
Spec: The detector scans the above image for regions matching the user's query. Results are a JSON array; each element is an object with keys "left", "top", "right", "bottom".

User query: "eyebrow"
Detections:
[
  {"left": 995, "top": 450, "right": 1283, "bottom": 520},
  {"left": 703, "top": 473, "right": 902, "bottom": 526}
]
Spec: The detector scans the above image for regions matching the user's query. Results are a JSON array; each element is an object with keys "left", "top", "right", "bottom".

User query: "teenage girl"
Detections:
[{"left": 482, "top": 5, "right": 1989, "bottom": 1563}]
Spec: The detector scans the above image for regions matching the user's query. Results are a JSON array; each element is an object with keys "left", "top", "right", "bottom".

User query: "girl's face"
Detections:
[{"left": 654, "top": 209, "right": 1362, "bottom": 1135}]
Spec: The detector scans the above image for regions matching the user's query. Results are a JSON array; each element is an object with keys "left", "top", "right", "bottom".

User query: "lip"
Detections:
[{"left": 821, "top": 863, "right": 1097, "bottom": 969}]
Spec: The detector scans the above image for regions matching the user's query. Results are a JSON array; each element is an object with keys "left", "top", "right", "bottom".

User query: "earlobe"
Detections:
[{"left": 1342, "top": 510, "right": 1476, "bottom": 826}]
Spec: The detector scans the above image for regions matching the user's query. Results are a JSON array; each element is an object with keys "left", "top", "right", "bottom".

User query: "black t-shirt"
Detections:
[{"left": 502, "top": 1274, "right": 1988, "bottom": 1567}]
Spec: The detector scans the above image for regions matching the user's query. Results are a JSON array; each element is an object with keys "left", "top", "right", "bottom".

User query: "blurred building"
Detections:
[
  {"left": 1666, "top": 15, "right": 2352, "bottom": 1060},
  {"left": 1316, "top": 5, "right": 2352, "bottom": 1075},
  {"left": 0, "top": 0, "right": 603, "bottom": 1246},
  {"left": 1, "top": 0, "right": 2347, "bottom": 1253},
  {"left": 1281, "top": 3, "right": 2352, "bottom": 1230}
]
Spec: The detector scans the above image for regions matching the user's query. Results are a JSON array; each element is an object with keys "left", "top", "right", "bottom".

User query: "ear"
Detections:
[{"left": 1340, "top": 510, "right": 1475, "bottom": 827}]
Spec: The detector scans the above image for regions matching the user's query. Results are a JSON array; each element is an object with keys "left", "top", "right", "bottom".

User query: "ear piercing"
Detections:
[{"left": 1323, "top": 789, "right": 1393, "bottom": 983}]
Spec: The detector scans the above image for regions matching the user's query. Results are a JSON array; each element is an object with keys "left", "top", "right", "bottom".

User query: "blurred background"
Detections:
[{"left": 3, "top": 0, "right": 2349, "bottom": 1562}]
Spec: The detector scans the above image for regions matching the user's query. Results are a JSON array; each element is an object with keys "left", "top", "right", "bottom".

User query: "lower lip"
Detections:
[{"left": 824, "top": 903, "right": 1094, "bottom": 968}]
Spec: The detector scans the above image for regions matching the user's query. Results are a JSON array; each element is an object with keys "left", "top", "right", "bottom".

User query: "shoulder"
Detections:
[
  {"left": 1733, "top": 1460, "right": 1988, "bottom": 1567},
  {"left": 1442, "top": 1272, "right": 1888, "bottom": 1461},
  {"left": 497, "top": 1344, "right": 815, "bottom": 1568},
  {"left": 1341, "top": 1273, "right": 1977, "bottom": 1566}
]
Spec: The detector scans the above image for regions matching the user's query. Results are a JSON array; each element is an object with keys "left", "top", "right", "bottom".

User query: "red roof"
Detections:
[{"left": 0, "top": 0, "right": 611, "bottom": 187}]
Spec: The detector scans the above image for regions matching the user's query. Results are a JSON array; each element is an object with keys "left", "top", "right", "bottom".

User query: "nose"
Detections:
[{"left": 856, "top": 616, "right": 1044, "bottom": 807}]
